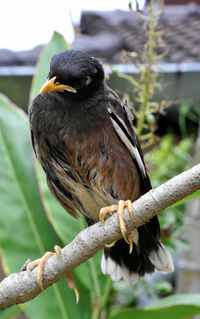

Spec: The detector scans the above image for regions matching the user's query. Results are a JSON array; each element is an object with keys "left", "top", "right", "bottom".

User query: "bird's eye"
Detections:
[
  {"left": 85, "top": 76, "right": 92, "bottom": 86},
  {"left": 74, "top": 77, "right": 92, "bottom": 88}
]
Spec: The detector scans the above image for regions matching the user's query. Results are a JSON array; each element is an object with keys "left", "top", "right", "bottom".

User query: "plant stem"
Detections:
[
  {"left": 79, "top": 217, "right": 102, "bottom": 318},
  {"left": 101, "top": 277, "right": 112, "bottom": 309},
  {"left": 88, "top": 258, "right": 101, "bottom": 297},
  {"left": 91, "top": 278, "right": 112, "bottom": 319},
  {"left": 137, "top": 0, "right": 155, "bottom": 138},
  {"left": 79, "top": 217, "right": 101, "bottom": 297},
  {"left": 91, "top": 300, "right": 101, "bottom": 319}
]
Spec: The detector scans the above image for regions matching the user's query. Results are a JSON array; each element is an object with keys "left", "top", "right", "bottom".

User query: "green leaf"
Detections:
[
  {"left": 0, "top": 94, "right": 90, "bottom": 319},
  {"left": 108, "top": 307, "right": 200, "bottom": 319},
  {"left": 24, "top": 276, "right": 90, "bottom": 319},
  {"left": 0, "top": 94, "right": 56, "bottom": 267},
  {"left": 155, "top": 280, "right": 173, "bottom": 295},
  {"left": 108, "top": 294, "right": 200, "bottom": 319},
  {"left": 128, "top": 1, "right": 132, "bottom": 10},
  {"left": 149, "top": 294, "right": 200, "bottom": 308},
  {"left": 29, "top": 31, "right": 70, "bottom": 102},
  {"left": 155, "top": 281, "right": 173, "bottom": 295},
  {"left": 0, "top": 306, "right": 20, "bottom": 319}
]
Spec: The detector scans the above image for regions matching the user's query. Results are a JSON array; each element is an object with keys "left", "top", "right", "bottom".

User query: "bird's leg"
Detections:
[
  {"left": 100, "top": 200, "right": 134, "bottom": 253},
  {"left": 26, "top": 245, "right": 79, "bottom": 302}
]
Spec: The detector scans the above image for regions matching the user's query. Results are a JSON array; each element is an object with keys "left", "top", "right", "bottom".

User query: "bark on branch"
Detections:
[{"left": 0, "top": 164, "right": 200, "bottom": 310}]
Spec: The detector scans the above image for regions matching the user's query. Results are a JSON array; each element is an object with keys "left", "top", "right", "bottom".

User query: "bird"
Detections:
[{"left": 28, "top": 49, "right": 174, "bottom": 288}]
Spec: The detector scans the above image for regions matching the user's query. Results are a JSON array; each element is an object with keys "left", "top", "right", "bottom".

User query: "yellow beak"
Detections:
[{"left": 40, "top": 76, "right": 77, "bottom": 94}]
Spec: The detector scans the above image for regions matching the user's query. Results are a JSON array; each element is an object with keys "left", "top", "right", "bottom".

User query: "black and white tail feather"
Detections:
[{"left": 101, "top": 91, "right": 174, "bottom": 284}]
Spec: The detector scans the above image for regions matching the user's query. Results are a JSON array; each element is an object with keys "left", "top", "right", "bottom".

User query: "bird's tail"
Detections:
[{"left": 101, "top": 224, "right": 174, "bottom": 284}]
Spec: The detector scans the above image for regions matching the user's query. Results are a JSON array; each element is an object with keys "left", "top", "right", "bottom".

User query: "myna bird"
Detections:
[{"left": 28, "top": 49, "right": 174, "bottom": 288}]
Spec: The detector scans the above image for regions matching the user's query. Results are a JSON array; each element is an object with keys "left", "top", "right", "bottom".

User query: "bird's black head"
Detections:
[{"left": 40, "top": 50, "right": 105, "bottom": 100}]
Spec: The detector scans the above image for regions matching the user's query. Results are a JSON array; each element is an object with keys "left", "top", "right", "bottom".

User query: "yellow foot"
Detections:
[
  {"left": 105, "top": 241, "right": 116, "bottom": 248},
  {"left": 26, "top": 245, "right": 79, "bottom": 302},
  {"left": 26, "top": 245, "right": 62, "bottom": 291},
  {"left": 100, "top": 200, "right": 134, "bottom": 253}
]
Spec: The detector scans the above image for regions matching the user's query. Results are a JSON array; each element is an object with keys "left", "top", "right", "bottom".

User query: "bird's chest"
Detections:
[
  {"left": 36, "top": 109, "right": 115, "bottom": 221},
  {"left": 62, "top": 105, "right": 107, "bottom": 140}
]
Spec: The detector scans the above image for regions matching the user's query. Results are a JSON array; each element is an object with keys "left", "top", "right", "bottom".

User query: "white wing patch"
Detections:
[{"left": 107, "top": 107, "right": 146, "bottom": 178}]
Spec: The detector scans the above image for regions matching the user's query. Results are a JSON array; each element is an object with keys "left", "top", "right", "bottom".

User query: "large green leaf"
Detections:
[
  {"left": 108, "top": 306, "right": 200, "bottom": 319},
  {"left": 108, "top": 294, "right": 200, "bottom": 319},
  {"left": 0, "top": 306, "right": 20, "bottom": 319},
  {"left": 29, "top": 31, "right": 70, "bottom": 102},
  {"left": 0, "top": 94, "right": 90, "bottom": 319}
]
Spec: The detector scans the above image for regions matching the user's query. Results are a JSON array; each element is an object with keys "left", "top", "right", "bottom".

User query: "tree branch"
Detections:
[{"left": 0, "top": 164, "right": 200, "bottom": 310}]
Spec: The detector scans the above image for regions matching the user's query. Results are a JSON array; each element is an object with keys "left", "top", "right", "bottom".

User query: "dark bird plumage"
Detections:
[{"left": 29, "top": 49, "right": 173, "bottom": 284}]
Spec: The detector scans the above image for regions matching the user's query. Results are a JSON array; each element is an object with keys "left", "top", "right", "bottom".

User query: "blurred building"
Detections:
[
  {"left": 0, "top": 0, "right": 200, "bottom": 66},
  {"left": 72, "top": 1, "right": 200, "bottom": 64},
  {"left": 0, "top": 0, "right": 200, "bottom": 135}
]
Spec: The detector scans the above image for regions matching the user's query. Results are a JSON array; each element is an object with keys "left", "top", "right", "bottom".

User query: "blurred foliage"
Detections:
[
  {"left": 145, "top": 132, "right": 197, "bottom": 253},
  {"left": 0, "top": 0, "right": 200, "bottom": 318},
  {"left": 154, "top": 280, "right": 173, "bottom": 295},
  {"left": 118, "top": 0, "right": 169, "bottom": 152},
  {"left": 146, "top": 136, "right": 193, "bottom": 185},
  {"left": 120, "top": 0, "right": 200, "bottom": 257},
  {"left": 107, "top": 293, "right": 200, "bottom": 319},
  {"left": 179, "top": 103, "right": 200, "bottom": 138}
]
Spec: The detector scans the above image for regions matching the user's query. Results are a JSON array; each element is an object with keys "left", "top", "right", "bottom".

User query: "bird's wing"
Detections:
[
  {"left": 30, "top": 127, "right": 81, "bottom": 218},
  {"left": 107, "top": 88, "right": 152, "bottom": 193},
  {"left": 106, "top": 88, "right": 161, "bottom": 244}
]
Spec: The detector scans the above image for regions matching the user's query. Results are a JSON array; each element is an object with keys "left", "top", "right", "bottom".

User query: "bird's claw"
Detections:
[
  {"left": 105, "top": 241, "right": 116, "bottom": 248},
  {"left": 100, "top": 200, "right": 134, "bottom": 253},
  {"left": 26, "top": 246, "right": 80, "bottom": 302},
  {"left": 20, "top": 258, "right": 32, "bottom": 272},
  {"left": 99, "top": 205, "right": 118, "bottom": 223},
  {"left": 54, "top": 245, "right": 62, "bottom": 258},
  {"left": 127, "top": 232, "right": 134, "bottom": 254},
  {"left": 26, "top": 246, "right": 62, "bottom": 291},
  {"left": 66, "top": 273, "right": 80, "bottom": 304}
]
